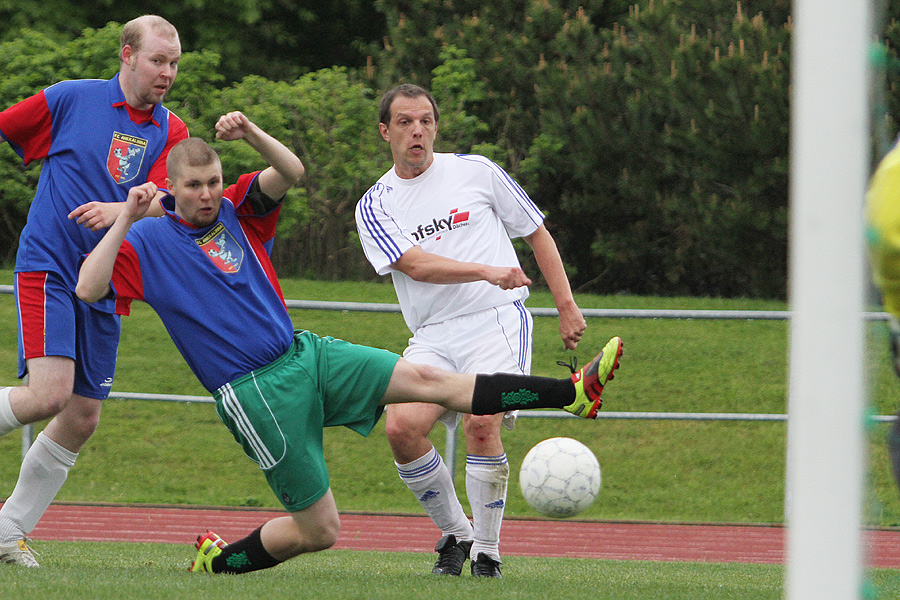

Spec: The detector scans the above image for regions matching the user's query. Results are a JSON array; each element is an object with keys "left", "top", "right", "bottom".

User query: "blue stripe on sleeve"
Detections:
[
  {"left": 455, "top": 154, "right": 544, "bottom": 224},
  {"left": 359, "top": 183, "right": 403, "bottom": 263}
]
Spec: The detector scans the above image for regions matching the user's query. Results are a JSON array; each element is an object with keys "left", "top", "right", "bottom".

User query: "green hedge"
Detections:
[{"left": 2, "top": 2, "right": 899, "bottom": 299}]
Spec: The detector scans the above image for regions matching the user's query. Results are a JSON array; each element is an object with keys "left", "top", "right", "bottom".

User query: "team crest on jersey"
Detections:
[
  {"left": 196, "top": 222, "right": 244, "bottom": 273},
  {"left": 107, "top": 132, "right": 148, "bottom": 184}
]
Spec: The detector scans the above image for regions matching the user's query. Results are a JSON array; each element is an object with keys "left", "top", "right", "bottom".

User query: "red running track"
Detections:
[{"left": 14, "top": 502, "right": 900, "bottom": 568}]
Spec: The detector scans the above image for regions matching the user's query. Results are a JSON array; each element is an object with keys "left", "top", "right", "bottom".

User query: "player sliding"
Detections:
[{"left": 75, "top": 111, "right": 624, "bottom": 575}]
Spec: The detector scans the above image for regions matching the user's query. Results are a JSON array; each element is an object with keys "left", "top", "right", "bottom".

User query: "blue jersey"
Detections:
[
  {"left": 0, "top": 75, "right": 188, "bottom": 312},
  {"left": 108, "top": 172, "right": 294, "bottom": 391}
]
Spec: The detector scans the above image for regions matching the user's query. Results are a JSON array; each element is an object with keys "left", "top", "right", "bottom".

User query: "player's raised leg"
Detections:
[
  {"left": 380, "top": 336, "right": 624, "bottom": 418},
  {"left": 563, "top": 336, "right": 624, "bottom": 419}
]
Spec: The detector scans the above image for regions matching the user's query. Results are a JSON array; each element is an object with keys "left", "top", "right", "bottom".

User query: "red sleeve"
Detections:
[
  {"left": 111, "top": 240, "right": 145, "bottom": 316},
  {"left": 227, "top": 171, "right": 285, "bottom": 305},
  {"left": 240, "top": 205, "right": 281, "bottom": 245},
  {"left": 228, "top": 172, "right": 259, "bottom": 213},
  {"left": 230, "top": 172, "right": 279, "bottom": 243},
  {"left": 146, "top": 112, "right": 189, "bottom": 189},
  {"left": 0, "top": 91, "right": 52, "bottom": 165},
  {"left": 240, "top": 213, "right": 286, "bottom": 306}
]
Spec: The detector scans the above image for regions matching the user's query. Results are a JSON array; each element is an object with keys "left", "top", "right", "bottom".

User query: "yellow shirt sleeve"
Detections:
[{"left": 867, "top": 142, "right": 900, "bottom": 315}]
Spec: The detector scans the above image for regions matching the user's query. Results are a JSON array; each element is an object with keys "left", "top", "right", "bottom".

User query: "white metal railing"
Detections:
[{"left": 1, "top": 284, "right": 896, "bottom": 470}]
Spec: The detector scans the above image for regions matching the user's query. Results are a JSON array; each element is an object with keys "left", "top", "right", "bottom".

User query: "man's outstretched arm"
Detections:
[
  {"left": 214, "top": 111, "right": 305, "bottom": 199},
  {"left": 75, "top": 182, "right": 157, "bottom": 303}
]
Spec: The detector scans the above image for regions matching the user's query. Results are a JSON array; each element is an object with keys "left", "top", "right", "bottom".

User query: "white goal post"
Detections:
[{"left": 786, "top": 0, "right": 872, "bottom": 598}]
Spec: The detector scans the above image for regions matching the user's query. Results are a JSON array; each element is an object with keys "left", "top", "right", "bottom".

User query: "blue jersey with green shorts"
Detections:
[{"left": 102, "top": 172, "right": 400, "bottom": 511}]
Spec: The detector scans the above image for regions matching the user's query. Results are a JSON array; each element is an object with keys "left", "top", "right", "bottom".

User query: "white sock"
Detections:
[
  {"left": 396, "top": 447, "right": 473, "bottom": 540},
  {"left": 0, "top": 387, "right": 23, "bottom": 438},
  {"left": 0, "top": 432, "right": 78, "bottom": 542},
  {"left": 465, "top": 453, "right": 509, "bottom": 561}
]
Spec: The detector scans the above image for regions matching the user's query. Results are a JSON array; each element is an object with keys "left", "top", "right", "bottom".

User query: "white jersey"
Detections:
[{"left": 356, "top": 152, "right": 544, "bottom": 332}]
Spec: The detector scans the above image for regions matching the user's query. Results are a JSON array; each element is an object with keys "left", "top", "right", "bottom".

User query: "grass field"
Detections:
[
  {"left": 0, "top": 541, "right": 866, "bottom": 599},
  {"left": 1, "top": 270, "right": 900, "bottom": 526},
  {"left": 0, "top": 542, "right": 897, "bottom": 599},
  {"left": 1, "top": 271, "right": 900, "bottom": 596}
]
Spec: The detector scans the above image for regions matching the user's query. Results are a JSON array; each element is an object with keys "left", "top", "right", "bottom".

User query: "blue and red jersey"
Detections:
[
  {"left": 107, "top": 172, "right": 294, "bottom": 392},
  {"left": 0, "top": 74, "right": 188, "bottom": 313}
]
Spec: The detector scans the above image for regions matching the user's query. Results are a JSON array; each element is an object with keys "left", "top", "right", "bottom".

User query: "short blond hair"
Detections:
[
  {"left": 120, "top": 15, "right": 179, "bottom": 55},
  {"left": 166, "top": 138, "right": 220, "bottom": 183}
]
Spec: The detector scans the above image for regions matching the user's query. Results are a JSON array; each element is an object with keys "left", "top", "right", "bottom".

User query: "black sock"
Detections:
[
  {"left": 211, "top": 526, "right": 281, "bottom": 574},
  {"left": 471, "top": 373, "right": 575, "bottom": 415}
]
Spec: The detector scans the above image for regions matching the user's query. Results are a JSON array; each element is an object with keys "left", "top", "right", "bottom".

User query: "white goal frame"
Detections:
[{"left": 786, "top": 1, "right": 873, "bottom": 598}]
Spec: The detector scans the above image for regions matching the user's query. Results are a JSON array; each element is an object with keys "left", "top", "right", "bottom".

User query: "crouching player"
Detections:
[{"left": 75, "top": 111, "right": 625, "bottom": 574}]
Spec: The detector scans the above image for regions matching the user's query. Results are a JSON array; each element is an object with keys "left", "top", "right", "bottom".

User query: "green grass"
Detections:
[
  {"left": 4, "top": 540, "right": 899, "bottom": 600},
  {"left": 1, "top": 270, "right": 900, "bottom": 527},
  {"left": 1, "top": 271, "right": 899, "bottom": 596}
]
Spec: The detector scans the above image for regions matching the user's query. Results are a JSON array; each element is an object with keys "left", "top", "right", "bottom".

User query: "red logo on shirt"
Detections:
[
  {"left": 413, "top": 208, "right": 471, "bottom": 242},
  {"left": 196, "top": 223, "right": 244, "bottom": 273},
  {"left": 107, "top": 132, "right": 148, "bottom": 184},
  {"left": 451, "top": 208, "right": 470, "bottom": 224}
]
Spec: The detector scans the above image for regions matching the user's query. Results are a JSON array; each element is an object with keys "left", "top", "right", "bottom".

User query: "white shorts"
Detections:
[{"left": 401, "top": 300, "right": 533, "bottom": 430}]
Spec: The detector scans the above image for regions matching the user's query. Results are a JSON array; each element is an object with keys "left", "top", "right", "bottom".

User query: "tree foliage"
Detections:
[
  {"left": 523, "top": 1, "right": 791, "bottom": 296},
  {"left": 374, "top": 0, "right": 793, "bottom": 297},
  {"left": 0, "top": 0, "right": 385, "bottom": 82},
  {"left": 204, "top": 71, "right": 388, "bottom": 279},
  {"left": 3, "top": 2, "right": 893, "bottom": 298}
]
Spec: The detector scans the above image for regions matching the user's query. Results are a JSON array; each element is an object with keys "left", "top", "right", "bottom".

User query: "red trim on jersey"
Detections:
[
  {"left": 116, "top": 102, "right": 157, "bottom": 126},
  {"left": 240, "top": 216, "right": 286, "bottom": 307},
  {"left": 16, "top": 272, "right": 48, "bottom": 359},
  {"left": 110, "top": 240, "right": 145, "bottom": 316},
  {"left": 228, "top": 171, "right": 284, "bottom": 305},
  {"left": 233, "top": 171, "right": 277, "bottom": 244},
  {"left": 236, "top": 203, "right": 279, "bottom": 243},
  {"left": 147, "top": 112, "right": 189, "bottom": 188},
  {"left": 0, "top": 92, "right": 52, "bottom": 165},
  {"left": 229, "top": 173, "right": 257, "bottom": 215}
]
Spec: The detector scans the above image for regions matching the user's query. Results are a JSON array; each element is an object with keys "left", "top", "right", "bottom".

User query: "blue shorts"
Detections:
[{"left": 15, "top": 271, "right": 120, "bottom": 400}]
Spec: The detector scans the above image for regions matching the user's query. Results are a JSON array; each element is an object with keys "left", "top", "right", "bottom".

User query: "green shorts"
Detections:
[{"left": 213, "top": 330, "right": 399, "bottom": 512}]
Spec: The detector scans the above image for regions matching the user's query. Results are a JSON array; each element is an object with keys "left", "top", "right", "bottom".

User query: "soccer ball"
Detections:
[{"left": 519, "top": 437, "right": 601, "bottom": 518}]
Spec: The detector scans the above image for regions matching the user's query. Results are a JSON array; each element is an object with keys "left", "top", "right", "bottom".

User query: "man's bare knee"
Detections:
[
  {"left": 385, "top": 411, "right": 433, "bottom": 445},
  {"left": 66, "top": 411, "right": 101, "bottom": 442},
  {"left": 308, "top": 516, "right": 340, "bottom": 552},
  {"left": 285, "top": 512, "right": 340, "bottom": 556},
  {"left": 273, "top": 491, "right": 343, "bottom": 560},
  {"left": 42, "top": 397, "right": 102, "bottom": 451},
  {"left": 19, "top": 357, "right": 76, "bottom": 420},
  {"left": 384, "top": 421, "right": 419, "bottom": 449},
  {"left": 463, "top": 413, "right": 503, "bottom": 448},
  {"left": 24, "top": 387, "right": 72, "bottom": 420}
]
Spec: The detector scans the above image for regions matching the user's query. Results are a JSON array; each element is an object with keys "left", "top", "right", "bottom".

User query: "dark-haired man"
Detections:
[{"left": 356, "top": 84, "right": 622, "bottom": 577}]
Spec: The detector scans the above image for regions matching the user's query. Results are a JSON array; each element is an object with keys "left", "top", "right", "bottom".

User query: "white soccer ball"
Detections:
[{"left": 519, "top": 437, "right": 601, "bottom": 518}]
